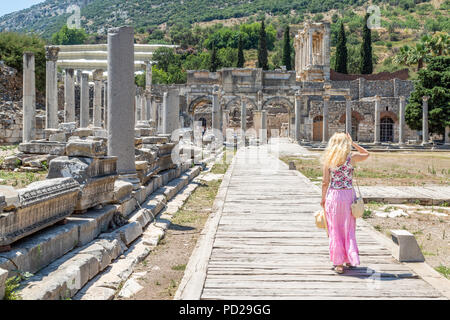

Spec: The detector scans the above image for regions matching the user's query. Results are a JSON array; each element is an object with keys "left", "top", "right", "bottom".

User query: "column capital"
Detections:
[
  {"left": 422, "top": 96, "right": 430, "bottom": 102},
  {"left": 344, "top": 95, "right": 351, "bottom": 101},
  {"left": 295, "top": 90, "right": 302, "bottom": 98},
  {"left": 375, "top": 95, "right": 381, "bottom": 101},
  {"left": 323, "top": 95, "right": 331, "bottom": 101},
  {"left": 45, "top": 46, "right": 60, "bottom": 62},
  {"left": 399, "top": 95, "right": 406, "bottom": 102},
  {"left": 93, "top": 69, "right": 104, "bottom": 81}
]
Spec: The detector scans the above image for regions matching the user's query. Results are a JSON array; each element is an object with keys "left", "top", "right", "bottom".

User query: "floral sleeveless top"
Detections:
[{"left": 329, "top": 155, "right": 353, "bottom": 189}]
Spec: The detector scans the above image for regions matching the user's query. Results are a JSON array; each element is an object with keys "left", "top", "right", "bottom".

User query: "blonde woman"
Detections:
[{"left": 320, "top": 132, "right": 369, "bottom": 274}]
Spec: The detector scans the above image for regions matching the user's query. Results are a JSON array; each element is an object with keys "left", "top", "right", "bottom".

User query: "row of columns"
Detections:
[{"left": 292, "top": 94, "right": 438, "bottom": 145}]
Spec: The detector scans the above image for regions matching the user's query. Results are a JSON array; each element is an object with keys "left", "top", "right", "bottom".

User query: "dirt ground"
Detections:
[
  {"left": 282, "top": 150, "right": 450, "bottom": 186},
  {"left": 120, "top": 163, "right": 227, "bottom": 300},
  {"left": 363, "top": 203, "right": 450, "bottom": 278}
]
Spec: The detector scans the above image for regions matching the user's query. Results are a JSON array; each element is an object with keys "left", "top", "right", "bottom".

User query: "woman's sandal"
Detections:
[
  {"left": 344, "top": 263, "right": 354, "bottom": 269},
  {"left": 334, "top": 265, "right": 344, "bottom": 274}
]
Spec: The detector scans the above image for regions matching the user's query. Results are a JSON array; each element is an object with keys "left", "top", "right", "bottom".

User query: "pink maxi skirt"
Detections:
[{"left": 325, "top": 188, "right": 360, "bottom": 266}]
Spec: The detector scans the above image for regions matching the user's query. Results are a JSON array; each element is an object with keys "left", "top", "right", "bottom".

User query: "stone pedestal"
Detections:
[
  {"left": 374, "top": 95, "right": 381, "bottom": 144},
  {"left": 23, "top": 52, "right": 36, "bottom": 143},
  {"left": 80, "top": 72, "right": 90, "bottom": 128},
  {"left": 399, "top": 96, "right": 406, "bottom": 145},
  {"left": 93, "top": 69, "right": 103, "bottom": 128},
  {"left": 422, "top": 96, "right": 430, "bottom": 145},
  {"left": 45, "top": 46, "right": 60, "bottom": 129},
  {"left": 107, "top": 26, "right": 137, "bottom": 175},
  {"left": 322, "top": 95, "right": 330, "bottom": 144},
  {"left": 64, "top": 69, "right": 75, "bottom": 123}
]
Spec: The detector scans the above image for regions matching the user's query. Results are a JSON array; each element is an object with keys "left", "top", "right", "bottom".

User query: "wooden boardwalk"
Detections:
[{"left": 177, "top": 145, "right": 447, "bottom": 300}]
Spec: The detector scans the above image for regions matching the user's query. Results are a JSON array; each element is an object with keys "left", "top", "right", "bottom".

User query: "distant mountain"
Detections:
[{"left": 0, "top": 0, "right": 374, "bottom": 38}]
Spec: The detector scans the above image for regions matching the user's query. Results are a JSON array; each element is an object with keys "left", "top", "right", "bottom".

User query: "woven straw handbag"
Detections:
[
  {"left": 314, "top": 209, "right": 329, "bottom": 237},
  {"left": 351, "top": 176, "right": 364, "bottom": 219}
]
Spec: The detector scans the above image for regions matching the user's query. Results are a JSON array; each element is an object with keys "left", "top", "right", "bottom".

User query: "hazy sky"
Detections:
[{"left": 0, "top": 0, "right": 45, "bottom": 18}]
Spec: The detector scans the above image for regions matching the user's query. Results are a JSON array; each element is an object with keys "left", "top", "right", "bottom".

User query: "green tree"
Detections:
[
  {"left": 360, "top": 13, "right": 373, "bottom": 74},
  {"left": 0, "top": 32, "right": 46, "bottom": 91},
  {"left": 51, "top": 25, "right": 87, "bottom": 45},
  {"left": 282, "top": 26, "right": 292, "bottom": 70},
  {"left": 237, "top": 33, "right": 245, "bottom": 68},
  {"left": 257, "top": 20, "right": 269, "bottom": 70},
  {"left": 334, "top": 22, "right": 348, "bottom": 74},
  {"left": 405, "top": 56, "right": 450, "bottom": 136},
  {"left": 210, "top": 42, "right": 219, "bottom": 72},
  {"left": 152, "top": 47, "right": 177, "bottom": 72}
]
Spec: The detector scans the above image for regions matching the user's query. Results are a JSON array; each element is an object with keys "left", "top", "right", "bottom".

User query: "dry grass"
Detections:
[
  {"left": 0, "top": 170, "right": 47, "bottom": 188},
  {"left": 281, "top": 151, "right": 450, "bottom": 186}
]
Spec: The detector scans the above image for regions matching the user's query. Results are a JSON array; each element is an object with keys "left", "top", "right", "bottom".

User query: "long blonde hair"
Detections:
[{"left": 321, "top": 132, "right": 352, "bottom": 169}]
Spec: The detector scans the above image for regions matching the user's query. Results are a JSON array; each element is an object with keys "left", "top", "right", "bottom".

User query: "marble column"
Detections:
[
  {"left": 135, "top": 89, "right": 142, "bottom": 123},
  {"left": 23, "top": 52, "right": 36, "bottom": 142},
  {"left": 64, "top": 68, "right": 75, "bottom": 123},
  {"left": 399, "top": 96, "right": 406, "bottom": 145},
  {"left": 107, "top": 26, "right": 136, "bottom": 175},
  {"left": 103, "top": 81, "right": 108, "bottom": 128},
  {"left": 422, "top": 96, "right": 429, "bottom": 145},
  {"left": 141, "top": 92, "right": 147, "bottom": 121},
  {"left": 294, "top": 91, "right": 302, "bottom": 142},
  {"left": 261, "top": 110, "right": 267, "bottom": 144},
  {"left": 45, "top": 46, "right": 60, "bottom": 129},
  {"left": 345, "top": 95, "right": 352, "bottom": 135},
  {"left": 93, "top": 69, "right": 103, "bottom": 127},
  {"left": 162, "top": 92, "right": 168, "bottom": 134},
  {"left": 212, "top": 88, "right": 220, "bottom": 132},
  {"left": 308, "top": 30, "right": 313, "bottom": 66},
  {"left": 374, "top": 95, "right": 381, "bottom": 144},
  {"left": 241, "top": 100, "right": 247, "bottom": 132},
  {"left": 145, "top": 61, "right": 152, "bottom": 91},
  {"left": 80, "top": 72, "right": 90, "bottom": 128},
  {"left": 322, "top": 95, "right": 330, "bottom": 144}
]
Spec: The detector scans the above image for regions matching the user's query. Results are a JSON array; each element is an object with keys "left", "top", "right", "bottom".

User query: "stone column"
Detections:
[
  {"left": 322, "top": 95, "right": 330, "bottom": 144},
  {"left": 212, "top": 87, "right": 220, "bottom": 132},
  {"left": 422, "top": 96, "right": 429, "bottom": 145},
  {"left": 93, "top": 69, "right": 103, "bottom": 127},
  {"left": 308, "top": 30, "right": 313, "bottom": 66},
  {"left": 374, "top": 95, "right": 381, "bottom": 144},
  {"left": 294, "top": 90, "right": 302, "bottom": 142},
  {"left": 103, "top": 81, "right": 108, "bottom": 128},
  {"left": 64, "top": 68, "right": 75, "bottom": 123},
  {"left": 345, "top": 95, "right": 352, "bottom": 135},
  {"left": 45, "top": 46, "right": 60, "bottom": 129},
  {"left": 141, "top": 92, "right": 147, "bottom": 121},
  {"left": 107, "top": 26, "right": 136, "bottom": 175},
  {"left": 145, "top": 61, "right": 152, "bottom": 91},
  {"left": 80, "top": 72, "right": 90, "bottom": 128},
  {"left": 323, "top": 22, "right": 331, "bottom": 80},
  {"left": 241, "top": 100, "right": 247, "bottom": 132},
  {"left": 135, "top": 89, "right": 141, "bottom": 123},
  {"left": 23, "top": 52, "right": 36, "bottom": 142},
  {"left": 399, "top": 96, "right": 406, "bottom": 145},
  {"left": 261, "top": 110, "right": 267, "bottom": 144},
  {"left": 162, "top": 92, "right": 168, "bottom": 134}
]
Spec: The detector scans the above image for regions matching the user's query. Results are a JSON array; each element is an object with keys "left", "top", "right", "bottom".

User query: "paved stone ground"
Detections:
[{"left": 178, "top": 142, "right": 448, "bottom": 300}]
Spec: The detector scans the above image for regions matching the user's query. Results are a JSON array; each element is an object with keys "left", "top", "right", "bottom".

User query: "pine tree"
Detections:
[
  {"left": 334, "top": 21, "right": 348, "bottom": 74},
  {"left": 237, "top": 33, "right": 245, "bottom": 68},
  {"left": 257, "top": 20, "right": 269, "bottom": 70},
  {"left": 210, "top": 42, "right": 219, "bottom": 72},
  {"left": 282, "top": 26, "right": 292, "bottom": 70},
  {"left": 360, "top": 13, "right": 373, "bottom": 74}
]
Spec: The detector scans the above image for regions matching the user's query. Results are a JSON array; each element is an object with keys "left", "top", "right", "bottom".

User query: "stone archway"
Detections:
[
  {"left": 224, "top": 96, "right": 258, "bottom": 129},
  {"left": 262, "top": 96, "right": 294, "bottom": 138},
  {"left": 188, "top": 95, "right": 212, "bottom": 128}
]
